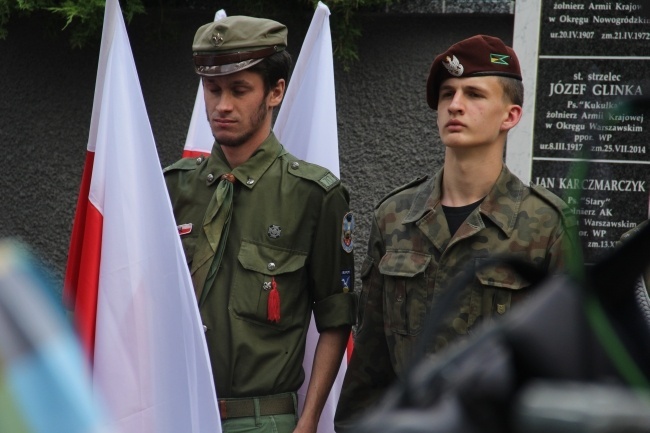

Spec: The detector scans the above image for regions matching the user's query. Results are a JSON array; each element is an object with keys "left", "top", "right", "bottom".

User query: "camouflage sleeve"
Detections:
[
  {"left": 546, "top": 209, "right": 582, "bottom": 275},
  {"left": 619, "top": 220, "right": 650, "bottom": 291},
  {"left": 529, "top": 184, "right": 582, "bottom": 275},
  {"left": 335, "top": 213, "right": 397, "bottom": 431}
]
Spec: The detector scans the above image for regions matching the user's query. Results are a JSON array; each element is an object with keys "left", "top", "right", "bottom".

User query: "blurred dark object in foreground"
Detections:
[
  {"left": 514, "top": 381, "right": 650, "bottom": 433},
  {"left": 354, "top": 219, "right": 650, "bottom": 433}
]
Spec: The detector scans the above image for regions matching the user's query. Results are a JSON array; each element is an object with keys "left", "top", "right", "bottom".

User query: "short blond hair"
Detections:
[{"left": 498, "top": 76, "right": 524, "bottom": 106}]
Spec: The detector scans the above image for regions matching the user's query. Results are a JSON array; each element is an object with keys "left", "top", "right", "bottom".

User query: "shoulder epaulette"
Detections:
[
  {"left": 163, "top": 155, "right": 206, "bottom": 174},
  {"left": 530, "top": 183, "right": 577, "bottom": 227},
  {"left": 375, "top": 175, "right": 429, "bottom": 209},
  {"left": 286, "top": 158, "right": 340, "bottom": 192}
]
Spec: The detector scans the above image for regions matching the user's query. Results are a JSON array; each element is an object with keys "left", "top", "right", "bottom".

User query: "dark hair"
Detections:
[
  {"left": 248, "top": 50, "right": 293, "bottom": 94},
  {"left": 498, "top": 76, "right": 524, "bottom": 106}
]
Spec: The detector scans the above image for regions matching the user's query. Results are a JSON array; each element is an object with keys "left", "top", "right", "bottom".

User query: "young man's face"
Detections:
[
  {"left": 436, "top": 76, "right": 518, "bottom": 149},
  {"left": 202, "top": 70, "right": 283, "bottom": 148}
]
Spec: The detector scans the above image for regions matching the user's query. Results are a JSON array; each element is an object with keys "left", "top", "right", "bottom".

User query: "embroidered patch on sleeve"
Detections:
[
  {"left": 341, "top": 270, "right": 351, "bottom": 293},
  {"left": 341, "top": 212, "right": 354, "bottom": 253}
]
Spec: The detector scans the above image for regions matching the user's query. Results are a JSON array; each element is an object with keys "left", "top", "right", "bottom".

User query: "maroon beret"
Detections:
[{"left": 426, "top": 35, "right": 522, "bottom": 109}]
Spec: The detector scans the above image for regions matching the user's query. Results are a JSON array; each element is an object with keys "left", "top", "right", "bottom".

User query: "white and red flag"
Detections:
[
  {"left": 274, "top": 3, "right": 351, "bottom": 432},
  {"left": 183, "top": 10, "right": 227, "bottom": 157},
  {"left": 63, "top": 0, "right": 220, "bottom": 432}
]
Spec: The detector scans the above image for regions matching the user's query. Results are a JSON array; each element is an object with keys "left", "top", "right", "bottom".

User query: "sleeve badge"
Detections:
[
  {"left": 341, "top": 212, "right": 354, "bottom": 253},
  {"left": 341, "top": 270, "right": 351, "bottom": 293}
]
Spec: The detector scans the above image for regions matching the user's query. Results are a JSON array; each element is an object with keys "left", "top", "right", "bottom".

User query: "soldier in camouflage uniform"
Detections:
[
  {"left": 335, "top": 35, "right": 578, "bottom": 431},
  {"left": 164, "top": 16, "right": 356, "bottom": 433},
  {"left": 619, "top": 220, "right": 650, "bottom": 324}
]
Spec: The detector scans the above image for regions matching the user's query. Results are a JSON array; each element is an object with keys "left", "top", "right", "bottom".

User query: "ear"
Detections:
[
  {"left": 500, "top": 104, "right": 522, "bottom": 132},
  {"left": 267, "top": 78, "right": 286, "bottom": 108}
]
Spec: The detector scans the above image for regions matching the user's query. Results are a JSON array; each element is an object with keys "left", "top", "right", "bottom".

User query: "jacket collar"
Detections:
[
  {"left": 403, "top": 165, "right": 523, "bottom": 238},
  {"left": 207, "top": 132, "right": 283, "bottom": 189},
  {"left": 478, "top": 165, "right": 523, "bottom": 238}
]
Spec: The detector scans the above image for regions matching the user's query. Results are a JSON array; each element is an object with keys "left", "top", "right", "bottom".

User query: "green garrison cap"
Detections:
[{"left": 192, "top": 16, "right": 287, "bottom": 76}]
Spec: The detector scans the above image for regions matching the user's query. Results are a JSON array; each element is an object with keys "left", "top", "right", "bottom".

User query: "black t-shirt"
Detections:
[{"left": 442, "top": 198, "right": 484, "bottom": 236}]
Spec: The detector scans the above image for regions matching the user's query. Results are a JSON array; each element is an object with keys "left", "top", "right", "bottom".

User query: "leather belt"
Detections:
[{"left": 218, "top": 393, "right": 295, "bottom": 420}]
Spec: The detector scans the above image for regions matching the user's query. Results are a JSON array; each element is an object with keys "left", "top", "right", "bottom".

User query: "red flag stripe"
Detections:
[
  {"left": 74, "top": 203, "right": 103, "bottom": 363},
  {"left": 64, "top": 151, "right": 95, "bottom": 309},
  {"left": 64, "top": 151, "right": 103, "bottom": 363},
  {"left": 182, "top": 149, "right": 210, "bottom": 159},
  {"left": 346, "top": 333, "right": 354, "bottom": 363}
]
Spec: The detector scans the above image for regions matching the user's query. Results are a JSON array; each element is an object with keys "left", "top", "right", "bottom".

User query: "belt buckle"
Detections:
[{"left": 219, "top": 400, "right": 228, "bottom": 419}]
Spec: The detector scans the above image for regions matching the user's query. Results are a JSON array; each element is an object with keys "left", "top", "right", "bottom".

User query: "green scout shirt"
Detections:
[
  {"left": 164, "top": 133, "right": 356, "bottom": 399},
  {"left": 335, "top": 165, "right": 578, "bottom": 430}
]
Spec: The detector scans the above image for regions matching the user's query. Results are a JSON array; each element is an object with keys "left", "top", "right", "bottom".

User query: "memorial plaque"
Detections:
[{"left": 508, "top": 0, "right": 650, "bottom": 264}]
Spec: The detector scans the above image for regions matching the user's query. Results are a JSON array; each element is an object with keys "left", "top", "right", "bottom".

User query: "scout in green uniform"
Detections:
[
  {"left": 164, "top": 16, "right": 356, "bottom": 433},
  {"left": 335, "top": 35, "right": 579, "bottom": 431}
]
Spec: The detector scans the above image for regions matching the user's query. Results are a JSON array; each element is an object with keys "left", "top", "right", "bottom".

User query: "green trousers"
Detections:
[{"left": 221, "top": 413, "right": 297, "bottom": 433}]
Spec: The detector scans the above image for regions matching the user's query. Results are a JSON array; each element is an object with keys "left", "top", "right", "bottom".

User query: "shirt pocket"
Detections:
[
  {"left": 233, "top": 240, "right": 308, "bottom": 329},
  {"left": 378, "top": 251, "right": 431, "bottom": 336},
  {"left": 474, "top": 259, "right": 529, "bottom": 320}
]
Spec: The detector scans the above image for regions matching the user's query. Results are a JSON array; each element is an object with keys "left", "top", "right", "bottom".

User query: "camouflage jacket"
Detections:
[
  {"left": 335, "top": 165, "right": 578, "bottom": 430},
  {"left": 619, "top": 219, "right": 650, "bottom": 305}
]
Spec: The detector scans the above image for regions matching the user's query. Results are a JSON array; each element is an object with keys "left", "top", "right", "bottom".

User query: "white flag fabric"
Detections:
[
  {"left": 64, "top": 1, "right": 221, "bottom": 432},
  {"left": 274, "top": 3, "right": 348, "bottom": 433},
  {"left": 274, "top": 2, "right": 340, "bottom": 178},
  {"left": 183, "top": 10, "right": 227, "bottom": 157}
]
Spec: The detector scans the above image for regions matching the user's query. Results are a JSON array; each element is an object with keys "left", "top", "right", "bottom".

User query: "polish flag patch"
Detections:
[{"left": 178, "top": 223, "right": 193, "bottom": 236}]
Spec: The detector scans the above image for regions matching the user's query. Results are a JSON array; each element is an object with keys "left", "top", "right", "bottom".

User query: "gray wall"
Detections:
[{"left": 0, "top": 9, "right": 514, "bottom": 295}]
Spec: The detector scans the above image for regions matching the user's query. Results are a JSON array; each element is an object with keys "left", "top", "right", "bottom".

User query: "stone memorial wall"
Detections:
[{"left": 509, "top": 0, "right": 650, "bottom": 264}]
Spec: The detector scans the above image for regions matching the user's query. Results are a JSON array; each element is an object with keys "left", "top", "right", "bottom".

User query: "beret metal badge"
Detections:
[
  {"left": 443, "top": 55, "right": 464, "bottom": 77},
  {"left": 211, "top": 32, "right": 224, "bottom": 47},
  {"left": 268, "top": 225, "right": 281, "bottom": 239}
]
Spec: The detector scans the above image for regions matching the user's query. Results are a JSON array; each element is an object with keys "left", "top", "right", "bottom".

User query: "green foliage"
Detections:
[
  {"left": 0, "top": 0, "right": 145, "bottom": 47},
  {"left": 307, "top": 0, "right": 394, "bottom": 70},
  {"left": 48, "top": 0, "right": 113, "bottom": 48},
  {"left": 0, "top": 0, "right": 393, "bottom": 66}
]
